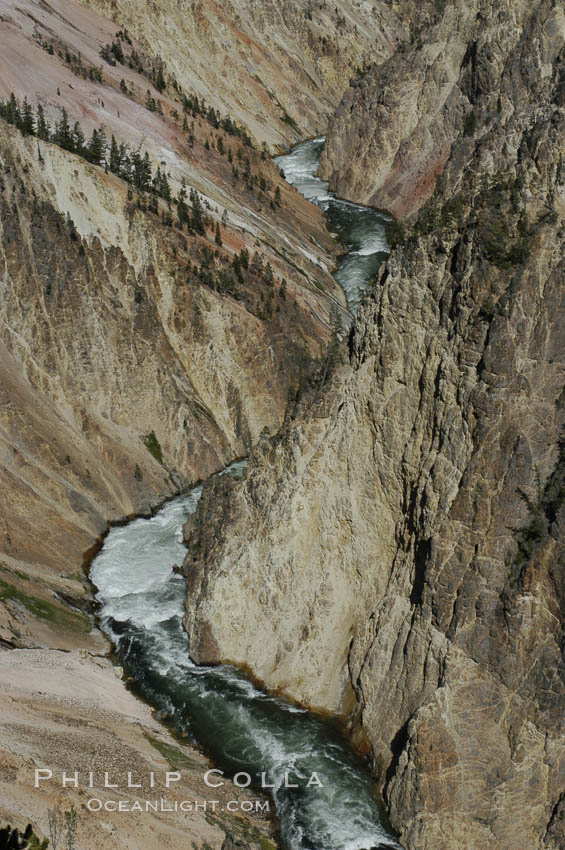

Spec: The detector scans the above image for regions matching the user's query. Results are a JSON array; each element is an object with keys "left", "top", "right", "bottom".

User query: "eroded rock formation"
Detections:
[
  {"left": 76, "top": 0, "right": 403, "bottom": 148},
  {"left": 184, "top": 3, "right": 565, "bottom": 847},
  {"left": 0, "top": 0, "right": 358, "bottom": 648},
  {"left": 319, "top": 0, "right": 565, "bottom": 217}
]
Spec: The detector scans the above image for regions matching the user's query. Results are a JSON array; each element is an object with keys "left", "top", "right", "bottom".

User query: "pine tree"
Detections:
[
  {"left": 72, "top": 121, "right": 86, "bottom": 155},
  {"left": 21, "top": 98, "right": 35, "bottom": 136},
  {"left": 141, "top": 151, "right": 152, "bottom": 190},
  {"left": 177, "top": 177, "right": 190, "bottom": 226},
  {"left": 36, "top": 104, "right": 50, "bottom": 141},
  {"left": 55, "top": 108, "right": 74, "bottom": 151},
  {"left": 8, "top": 92, "right": 21, "bottom": 127},
  {"left": 86, "top": 127, "right": 106, "bottom": 164},
  {"left": 154, "top": 65, "right": 166, "bottom": 92},
  {"left": 131, "top": 147, "right": 152, "bottom": 190},
  {"left": 99, "top": 44, "right": 115, "bottom": 65},
  {"left": 190, "top": 187, "right": 205, "bottom": 234},
  {"left": 162, "top": 170, "right": 172, "bottom": 203},
  {"left": 110, "top": 40, "right": 124, "bottom": 63},
  {"left": 109, "top": 134, "right": 121, "bottom": 175},
  {"left": 250, "top": 251, "right": 264, "bottom": 275},
  {"left": 215, "top": 221, "right": 222, "bottom": 246},
  {"left": 207, "top": 106, "right": 218, "bottom": 128},
  {"left": 120, "top": 143, "right": 132, "bottom": 181}
]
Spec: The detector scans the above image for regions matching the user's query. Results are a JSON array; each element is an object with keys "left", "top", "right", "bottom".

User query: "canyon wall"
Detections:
[
  {"left": 0, "top": 0, "right": 364, "bottom": 843},
  {"left": 184, "top": 2, "right": 565, "bottom": 848},
  {"left": 0, "top": 0, "right": 353, "bottom": 649},
  {"left": 76, "top": 0, "right": 403, "bottom": 148},
  {"left": 319, "top": 0, "right": 564, "bottom": 218}
]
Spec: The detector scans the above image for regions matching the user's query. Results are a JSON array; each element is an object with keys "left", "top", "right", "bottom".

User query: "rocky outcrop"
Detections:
[
  {"left": 184, "top": 3, "right": 565, "bottom": 848},
  {"left": 0, "top": 116, "right": 344, "bottom": 646},
  {"left": 0, "top": 0, "right": 352, "bottom": 645},
  {"left": 77, "top": 0, "right": 404, "bottom": 148},
  {"left": 319, "top": 0, "right": 565, "bottom": 217},
  {"left": 0, "top": 1, "right": 381, "bottom": 842}
]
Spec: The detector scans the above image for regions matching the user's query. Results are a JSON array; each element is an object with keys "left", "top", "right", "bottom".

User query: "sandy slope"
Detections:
[{"left": 0, "top": 648, "right": 274, "bottom": 849}]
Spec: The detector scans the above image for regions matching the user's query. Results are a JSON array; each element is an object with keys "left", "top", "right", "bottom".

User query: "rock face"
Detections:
[
  {"left": 319, "top": 0, "right": 565, "bottom": 217},
  {"left": 77, "top": 0, "right": 404, "bottom": 148},
  {"left": 0, "top": 0, "right": 357, "bottom": 647},
  {"left": 184, "top": 3, "right": 565, "bottom": 848},
  {"left": 0, "top": 2, "right": 382, "bottom": 843},
  {"left": 0, "top": 119, "right": 341, "bottom": 643}
]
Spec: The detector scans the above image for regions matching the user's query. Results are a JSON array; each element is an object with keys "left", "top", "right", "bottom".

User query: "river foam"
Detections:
[
  {"left": 275, "top": 139, "right": 390, "bottom": 314},
  {"left": 90, "top": 464, "right": 402, "bottom": 850}
]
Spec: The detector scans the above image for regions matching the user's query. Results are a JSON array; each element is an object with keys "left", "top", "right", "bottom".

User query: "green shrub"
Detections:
[
  {"left": 143, "top": 430, "right": 163, "bottom": 464},
  {"left": 385, "top": 218, "right": 406, "bottom": 248}
]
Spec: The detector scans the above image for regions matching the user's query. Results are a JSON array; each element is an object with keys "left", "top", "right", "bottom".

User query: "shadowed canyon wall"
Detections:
[{"left": 184, "top": 2, "right": 565, "bottom": 848}]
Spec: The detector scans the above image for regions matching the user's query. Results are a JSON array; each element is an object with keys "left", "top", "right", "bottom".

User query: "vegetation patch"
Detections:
[
  {"left": 0, "top": 578, "right": 87, "bottom": 632},
  {"left": 0, "top": 823, "right": 48, "bottom": 849},
  {"left": 506, "top": 439, "right": 565, "bottom": 592},
  {"left": 143, "top": 733, "right": 201, "bottom": 771},
  {"left": 143, "top": 430, "right": 163, "bottom": 464},
  {"left": 281, "top": 111, "right": 300, "bottom": 134}
]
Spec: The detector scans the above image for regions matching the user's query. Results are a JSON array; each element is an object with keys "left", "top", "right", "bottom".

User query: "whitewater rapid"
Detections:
[
  {"left": 90, "top": 463, "right": 402, "bottom": 850},
  {"left": 275, "top": 138, "right": 389, "bottom": 314}
]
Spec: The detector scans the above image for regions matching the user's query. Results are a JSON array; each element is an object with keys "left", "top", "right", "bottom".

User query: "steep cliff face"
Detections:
[
  {"left": 0, "top": 119, "right": 344, "bottom": 648},
  {"left": 0, "top": 2, "right": 381, "bottom": 843},
  {"left": 0, "top": 0, "right": 358, "bottom": 650},
  {"left": 77, "top": 0, "right": 404, "bottom": 148},
  {"left": 319, "top": 0, "right": 565, "bottom": 217},
  {"left": 184, "top": 3, "right": 565, "bottom": 848}
]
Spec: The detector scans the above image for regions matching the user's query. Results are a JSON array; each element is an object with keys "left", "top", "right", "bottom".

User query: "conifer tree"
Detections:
[
  {"left": 109, "top": 134, "right": 121, "bottom": 175},
  {"left": 86, "top": 127, "right": 106, "bottom": 164},
  {"left": 141, "top": 151, "right": 152, "bottom": 190},
  {"left": 154, "top": 65, "right": 166, "bottom": 92},
  {"left": 119, "top": 142, "right": 131, "bottom": 181},
  {"left": 36, "top": 104, "right": 50, "bottom": 140},
  {"left": 8, "top": 92, "right": 21, "bottom": 127},
  {"left": 55, "top": 108, "right": 74, "bottom": 151},
  {"left": 21, "top": 98, "right": 35, "bottom": 136},
  {"left": 190, "top": 187, "right": 205, "bottom": 234},
  {"left": 72, "top": 121, "right": 86, "bottom": 155},
  {"left": 177, "top": 178, "right": 190, "bottom": 226}
]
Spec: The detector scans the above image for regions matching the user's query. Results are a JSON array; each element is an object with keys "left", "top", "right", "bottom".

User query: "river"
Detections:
[
  {"left": 90, "top": 140, "right": 400, "bottom": 850},
  {"left": 274, "top": 137, "right": 389, "bottom": 314},
  {"left": 90, "top": 461, "right": 401, "bottom": 850}
]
